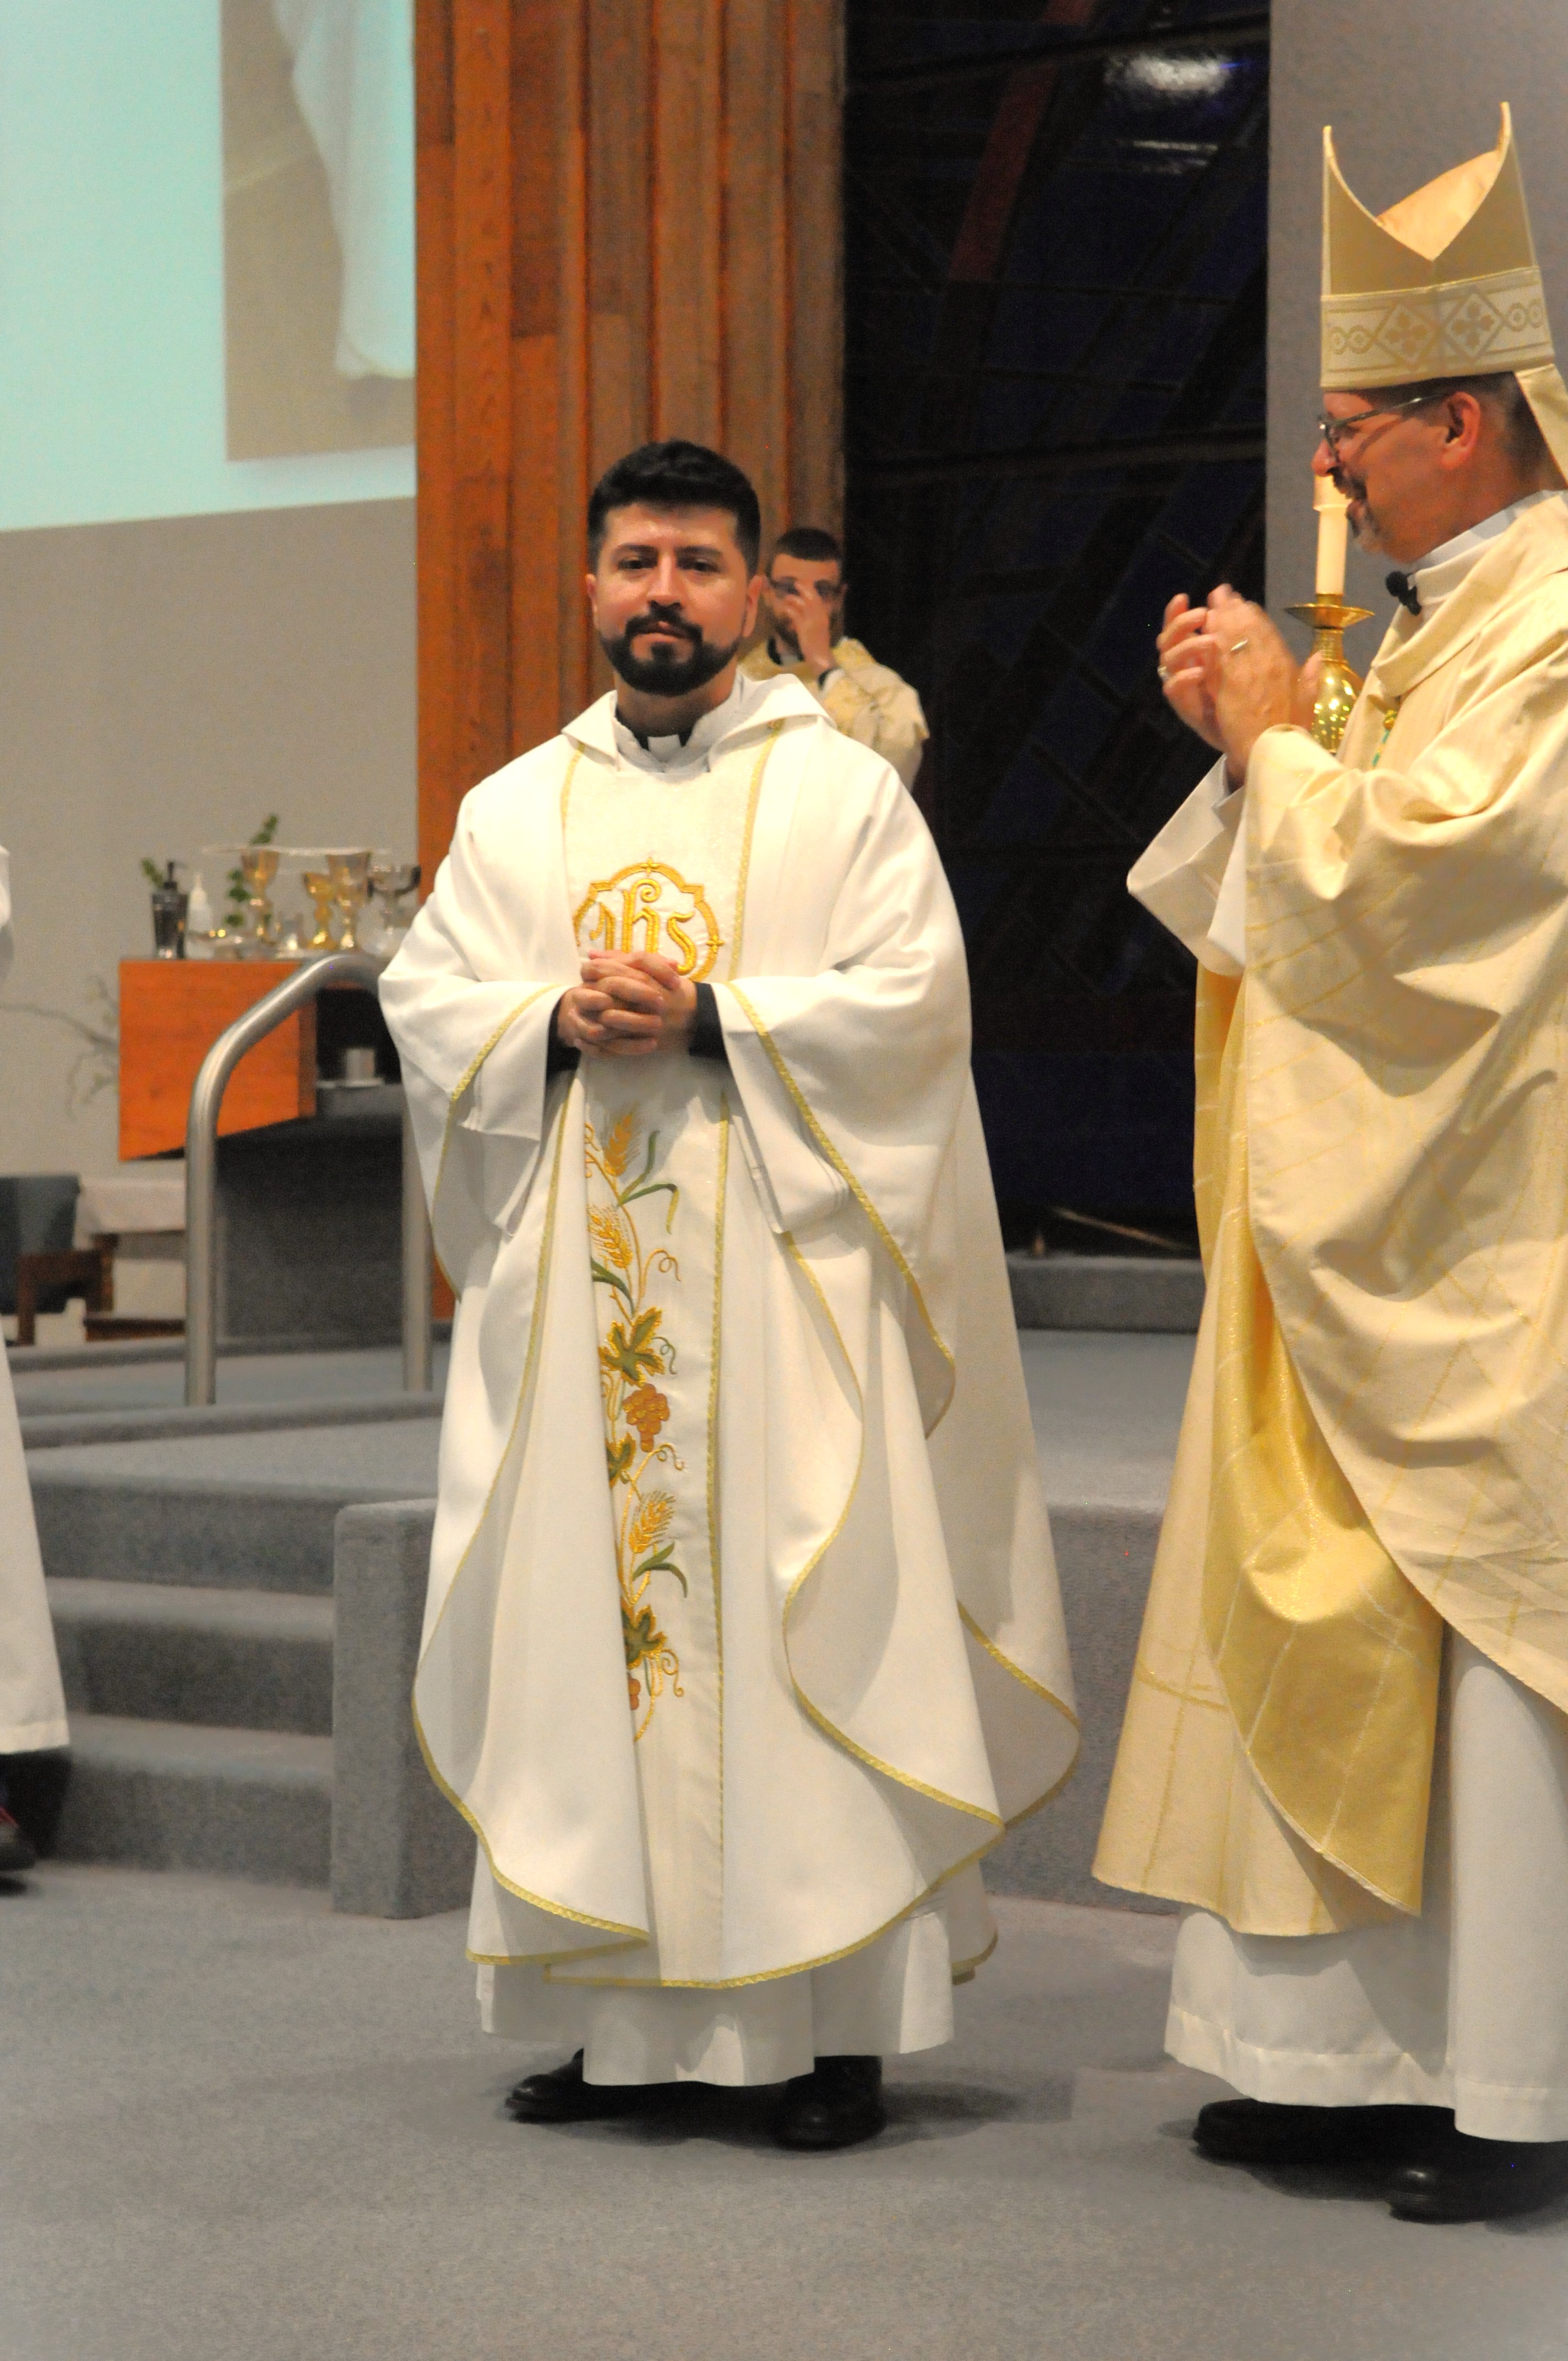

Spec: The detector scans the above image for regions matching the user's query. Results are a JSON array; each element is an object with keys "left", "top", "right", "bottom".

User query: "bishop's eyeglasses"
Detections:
[{"left": 1316, "top": 394, "right": 1439, "bottom": 458}]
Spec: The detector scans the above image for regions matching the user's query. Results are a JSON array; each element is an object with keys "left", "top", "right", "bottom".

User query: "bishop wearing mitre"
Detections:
[
  {"left": 381, "top": 440, "right": 1075, "bottom": 2151},
  {"left": 1096, "top": 107, "right": 1568, "bottom": 2223}
]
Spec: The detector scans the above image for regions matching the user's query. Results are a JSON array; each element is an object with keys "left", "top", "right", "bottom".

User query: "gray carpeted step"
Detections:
[
  {"left": 28, "top": 1419, "right": 443, "bottom": 1592},
  {"left": 49, "top": 1579, "right": 334, "bottom": 1736},
  {"left": 1009, "top": 1252, "right": 1204, "bottom": 1332},
  {"left": 52, "top": 1714, "right": 333, "bottom": 1884},
  {"left": 30, "top": 1476, "right": 352, "bottom": 1592}
]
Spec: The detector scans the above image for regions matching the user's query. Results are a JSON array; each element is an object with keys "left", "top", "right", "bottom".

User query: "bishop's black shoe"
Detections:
[
  {"left": 774, "top": 2055, "right": 887, "bottom": 2152},
  {"left": 1387, "top": 2132, "right": 1568, "bottom": 2223},
  {"left": 1194, "top": 2098, "right": 1449, "bottom": 2171},
  {"left": 505, "top": 2050, "right": 677, "bottom": 2124}
]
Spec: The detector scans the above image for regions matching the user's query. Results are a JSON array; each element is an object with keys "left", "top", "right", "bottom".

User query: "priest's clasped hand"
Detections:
[
  {"left": 1157, "top": 583, "right": 1320, "bottom": 787},
  {"left": 557, "top": 950, "right": 698, "bottom": 1057}
]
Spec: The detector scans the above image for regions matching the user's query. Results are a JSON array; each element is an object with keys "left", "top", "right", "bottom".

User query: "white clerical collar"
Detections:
[
  {"left": 612, "top": 674, "right": 763, "bottom": 777},
  {"left": 1411, "top": 491, "right": 1565, "bottom": 613}
]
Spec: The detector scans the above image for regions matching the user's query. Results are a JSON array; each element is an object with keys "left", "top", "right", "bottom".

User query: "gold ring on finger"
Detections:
[{"left": 1229, "top": 637, "right": 1250, "bottom": 654}]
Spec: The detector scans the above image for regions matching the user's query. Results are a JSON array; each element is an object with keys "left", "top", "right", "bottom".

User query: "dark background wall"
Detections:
[{"left": 842, "top": 0, "right": 1269, "bottom": 1247}]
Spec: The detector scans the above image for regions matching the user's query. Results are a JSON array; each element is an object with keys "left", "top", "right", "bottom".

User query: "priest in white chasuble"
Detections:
[
  {"left": 1095, "top": 107, "right": 1568, "bottom": 2222},
  {"left": 381, "top": 440, "right": 1076, "bottom": 2151}
]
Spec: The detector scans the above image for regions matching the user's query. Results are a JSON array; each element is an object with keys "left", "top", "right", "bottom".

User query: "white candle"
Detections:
[{"left": 1314, "top": 475, "right": 1349, "bottom": 599}]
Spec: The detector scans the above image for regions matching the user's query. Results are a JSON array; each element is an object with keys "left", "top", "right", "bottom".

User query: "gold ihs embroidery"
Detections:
[{"left": 574, "top": 859, "right": 722, "bottom": 979}]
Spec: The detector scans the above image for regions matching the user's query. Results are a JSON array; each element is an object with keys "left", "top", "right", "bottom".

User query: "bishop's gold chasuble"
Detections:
[
  {"left": 1097, "top": 101, "right": 1568, "bottom": 1936},
  {"left": 1097, "top": 493, "right": 1568, "bottom": 1936},
  {"left": 382, "top": 674, "right": 1077, "bottom": 2006}
]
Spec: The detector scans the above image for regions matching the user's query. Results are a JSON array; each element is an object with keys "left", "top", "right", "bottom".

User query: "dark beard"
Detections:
[{"left": 601, "top": 621, "right": 740, "bottom": 699}]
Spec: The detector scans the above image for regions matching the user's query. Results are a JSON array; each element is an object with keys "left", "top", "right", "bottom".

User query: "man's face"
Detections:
[
  {"left": 1313, "top": 390, "right": 1456, "bottom": 561},
  {"left": 765, "top": 555, "right": 843, "bottom": 655},
  {"left": 587, "top": 504, "right": 761, "bottom": 697}
]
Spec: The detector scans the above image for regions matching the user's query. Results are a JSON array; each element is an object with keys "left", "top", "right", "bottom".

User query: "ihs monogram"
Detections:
[{"left": 574, "top": 859, "right": 722, "bottom": 979}]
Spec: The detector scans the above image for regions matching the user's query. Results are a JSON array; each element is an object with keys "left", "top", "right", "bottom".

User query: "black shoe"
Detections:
[
  {"left": 0, "top": 1807, "right": 35, "bottom": 1875},
  {"left": 1388, "top": 2133, "right": 1568, "bottom": 2223},
  {"left": 1194, "top": 2098, "right": 1448, "bottom": 2170},
  {"left": 505, "top": 2050, "right": 676, "bottom": 2124},
  {"left": 774, "top": 2055, "right": 887, "bottom": 2152}
]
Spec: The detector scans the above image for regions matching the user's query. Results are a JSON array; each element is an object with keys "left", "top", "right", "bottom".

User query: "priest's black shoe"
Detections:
[
  {"left": 1387, "top": 2132, "right": 1568, "bottom": 2223},
  {"left": 1194, "top": 2098, "right": 1447, "bottom": 2170},
  {"left": 506, "top": 2050, "right": 675, "bottom": 2124},
  {"left": 774, "top": 2055, "right": 886, "bottom": 2151}
]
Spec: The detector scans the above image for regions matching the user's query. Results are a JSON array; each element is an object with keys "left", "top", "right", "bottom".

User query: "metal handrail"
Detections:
[{"left": 183, "top": 953, "right": 433, "bottom": 1407}]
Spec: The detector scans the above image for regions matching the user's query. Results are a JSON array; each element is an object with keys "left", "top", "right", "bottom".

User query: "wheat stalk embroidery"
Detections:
[{"left": 585, "top": 1108, "right": 688, "bottom": 1738}]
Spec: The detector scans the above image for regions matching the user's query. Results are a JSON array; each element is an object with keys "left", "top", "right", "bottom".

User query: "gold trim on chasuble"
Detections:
[{"left": 1195, "top": 966, "right": 1442, "bottom": 1914}]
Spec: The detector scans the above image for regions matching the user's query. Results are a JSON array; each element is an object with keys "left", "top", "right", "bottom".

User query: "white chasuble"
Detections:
[{"left": 381, "top": 674, "right": 1077, "bottom": 2065}]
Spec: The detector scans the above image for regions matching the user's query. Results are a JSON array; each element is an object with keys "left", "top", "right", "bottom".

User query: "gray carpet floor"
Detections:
[{"left": 6, "top": 1866, "right": 1567, "bottom": 2361}]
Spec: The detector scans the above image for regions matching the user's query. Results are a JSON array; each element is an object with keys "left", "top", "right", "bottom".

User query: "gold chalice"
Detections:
[
  {"left": 301, "top": 869, "right": 337, "bottom": 950},
  {"left": 238, "top": 845, "right": 281, "bottom": 951},
  {"left": 326, "top": 849, "right": 373, "bottom": 951}
]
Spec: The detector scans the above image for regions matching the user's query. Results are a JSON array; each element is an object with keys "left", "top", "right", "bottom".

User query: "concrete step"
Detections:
[
  {"left": 49, "top": 1579, "right": 334, "bottom": 1736},
  {"left": 53, "top": 1713, "right": 332, "bottom": 1885}
]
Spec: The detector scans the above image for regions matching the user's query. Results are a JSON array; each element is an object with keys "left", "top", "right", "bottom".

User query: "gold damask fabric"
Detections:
[{"left": 1098, "top": 494, "right": 1568, "bottom": 1930}]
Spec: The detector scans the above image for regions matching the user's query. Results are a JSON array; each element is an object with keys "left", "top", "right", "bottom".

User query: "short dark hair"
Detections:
[
  {"left": 587, "top": 440, "right": 761, "bottom": 570},
  {"left": 1356, "top": 372, "right": 1551, "bottom": 476},
  {"left": 771, "top": 525, "right": 843, "bottom": 573}
]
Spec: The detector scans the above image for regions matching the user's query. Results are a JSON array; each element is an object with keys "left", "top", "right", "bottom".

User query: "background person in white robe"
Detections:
[
  {"left": 0, "top": 849, "right": 70, "bottom": 1874},
  {"left": 381, "top": 440, "right": 1075, "bottom": 2151}
]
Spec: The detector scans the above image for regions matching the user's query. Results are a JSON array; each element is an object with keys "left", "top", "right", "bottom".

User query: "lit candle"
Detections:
[{"left": 1314, "top": 474, "right": 1349, "bottom": 599}]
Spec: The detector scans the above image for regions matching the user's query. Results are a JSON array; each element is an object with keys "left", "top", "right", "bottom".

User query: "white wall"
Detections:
[
  {"left": 1267, "top": 9, "right": 1568, "bottom": 618},
  {"left": 0, "top": 499, "right": 416, "bottom": 1176}
]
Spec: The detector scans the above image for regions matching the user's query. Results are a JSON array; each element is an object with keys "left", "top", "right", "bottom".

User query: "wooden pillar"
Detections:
[{"left": 415, "top": 0, "right": 844, "bottom": 886}]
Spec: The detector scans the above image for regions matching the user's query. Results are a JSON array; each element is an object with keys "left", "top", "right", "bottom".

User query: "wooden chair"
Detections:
[{"left": 13, "top": 1240, "right": 115, "bottom": 1346}]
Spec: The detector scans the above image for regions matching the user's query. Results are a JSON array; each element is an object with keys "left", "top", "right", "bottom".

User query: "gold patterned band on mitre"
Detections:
[{"left": 1322, "top": 262, "right": 1553, "bottom": 388}]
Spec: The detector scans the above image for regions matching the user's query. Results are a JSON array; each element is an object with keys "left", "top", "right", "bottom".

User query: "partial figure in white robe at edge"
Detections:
[
  {"left": 381, "top": 440, "right": 1076, "bottom": 2144},
  {"left": 0, "top": 849, "right": 72, "bottom": 1870}
]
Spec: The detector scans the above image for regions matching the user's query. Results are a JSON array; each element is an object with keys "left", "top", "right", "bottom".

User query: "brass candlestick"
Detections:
[{"left": 1285, "top": 597, "right": 1373, "bottom": 754}]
